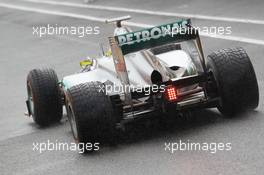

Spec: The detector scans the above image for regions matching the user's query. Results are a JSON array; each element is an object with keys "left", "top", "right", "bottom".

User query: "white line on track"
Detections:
[
  {"left": 22, "top": 0, "right": 264, "bottom": 25},
  {"left": 0, "top": 2, "right": 264, "bottom": 46},
  {"left": 0, "top": 3, "right": 151, "bottom": 28}
]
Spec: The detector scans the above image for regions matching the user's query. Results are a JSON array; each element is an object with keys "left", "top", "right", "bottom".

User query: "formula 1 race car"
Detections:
[{"left": 25, "top": 16, "right": 259, "bottom": 146}]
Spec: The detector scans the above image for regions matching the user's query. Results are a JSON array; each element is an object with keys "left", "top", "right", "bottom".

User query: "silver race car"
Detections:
[{"left": 25, "top": 16, "right": 259, "bottom": 147}]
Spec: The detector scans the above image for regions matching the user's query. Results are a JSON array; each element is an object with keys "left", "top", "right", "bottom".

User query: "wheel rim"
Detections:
[
  {"left": 27, "top": 83, "right": 34, "bottom": 116},
  {"left": 68, "top": 105, "right": 78, "bottom": 140}
]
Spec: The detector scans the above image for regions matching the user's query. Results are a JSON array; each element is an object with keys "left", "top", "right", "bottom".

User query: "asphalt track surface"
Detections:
[{"left": 0, "top": 0, "right": 264, "bottom": 174}]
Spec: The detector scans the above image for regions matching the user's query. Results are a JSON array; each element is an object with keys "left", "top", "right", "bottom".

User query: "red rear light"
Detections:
[{"left": 166, "top": 86, "right": 177, "bottom": 101}]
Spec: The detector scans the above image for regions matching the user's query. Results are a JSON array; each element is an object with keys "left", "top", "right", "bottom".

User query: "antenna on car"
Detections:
[
  {"left": 105, "top": 15, "right": 131, "bottom": 27},
  {"left": 99, "top": 43, "right": 105, "bottom": 56}
]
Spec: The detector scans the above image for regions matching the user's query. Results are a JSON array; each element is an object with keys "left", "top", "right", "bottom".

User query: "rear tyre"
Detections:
[
  {"left": 27, "top": 68, "right": 63, "bottom": 126},
  {"left": 207, "top": 47, "right": 259, "bottom": 117},
  {"left": 66, "top": 82, "right": 117, "bottom": 151}
]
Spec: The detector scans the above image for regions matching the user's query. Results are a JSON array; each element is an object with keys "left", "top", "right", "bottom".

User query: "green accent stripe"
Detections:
[{"left": 116, "top": 19, "right": 197, "bottom": 55}]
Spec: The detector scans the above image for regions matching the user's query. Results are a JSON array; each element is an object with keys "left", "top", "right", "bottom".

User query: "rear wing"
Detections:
[
  {"left": 116, "top": 19, "right": 197, "bottom": 55},
  {"left": 108, "top": 19, "right": 206, "bottom": 106}
]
